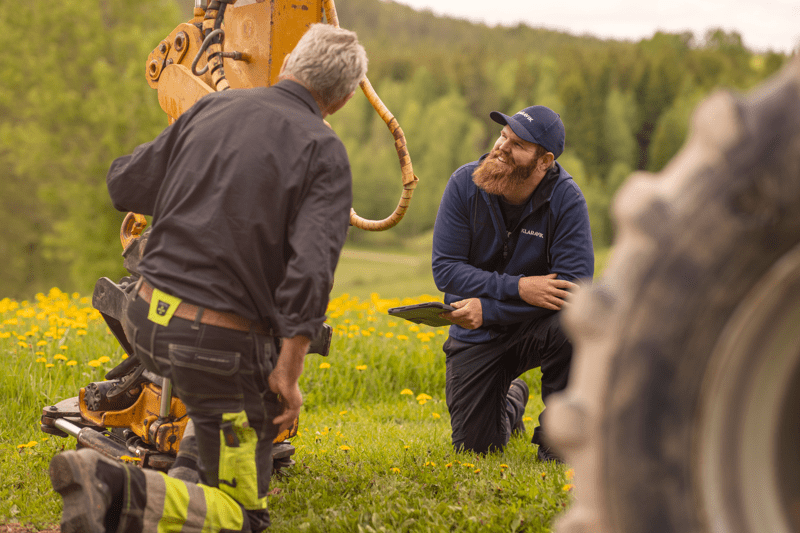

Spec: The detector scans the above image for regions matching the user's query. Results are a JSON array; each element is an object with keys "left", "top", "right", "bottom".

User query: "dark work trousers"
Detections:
[
  {"left": 121, "top": 289, "right": 282, "bottom": 531},
  {"left": 443, "top": 312, "right": 572, "bottom": 454}
]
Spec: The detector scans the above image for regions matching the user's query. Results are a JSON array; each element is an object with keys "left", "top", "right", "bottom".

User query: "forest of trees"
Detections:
[{"left": 0, "top": 0, "right": 792, "bottom": 298}]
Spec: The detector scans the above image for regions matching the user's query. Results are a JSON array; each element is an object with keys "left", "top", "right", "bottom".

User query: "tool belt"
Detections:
[{"left": 138, "top": 279, "right": 270, "bottom": 336}]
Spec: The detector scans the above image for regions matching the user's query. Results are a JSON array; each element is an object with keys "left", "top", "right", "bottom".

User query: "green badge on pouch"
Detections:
[{"left": 147, "top": 288, "right": 182, "bottom": 326}]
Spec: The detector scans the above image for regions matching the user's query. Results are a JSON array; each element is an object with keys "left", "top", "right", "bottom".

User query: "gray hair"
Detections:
[{"left": 282, "top": 24, "right": 368, "bottom": 109}]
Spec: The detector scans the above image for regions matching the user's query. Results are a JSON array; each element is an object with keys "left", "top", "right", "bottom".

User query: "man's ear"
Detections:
[
  {"left": 278, "top": 53, "right": 291, "bottom": 78},
  {"left": 540, "top": 152, "right": 555, "bottom": 171}
]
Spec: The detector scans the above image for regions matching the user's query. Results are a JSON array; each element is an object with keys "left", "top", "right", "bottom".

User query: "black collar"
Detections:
[{"left": 273, "top": 79, "right": 321, "bottom": 117}]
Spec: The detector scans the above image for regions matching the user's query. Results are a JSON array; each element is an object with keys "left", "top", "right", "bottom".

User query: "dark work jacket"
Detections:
[
  {"left": 432, "top": 155, "right": 594, "bottom": 344},
  {"left": 106, "top": 80, "right": 352, "bottom": 339}
]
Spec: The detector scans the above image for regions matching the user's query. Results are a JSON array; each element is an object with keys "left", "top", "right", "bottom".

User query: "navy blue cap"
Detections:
[{"left": 490, "top": 105, "right": 565, "bottom": 159}]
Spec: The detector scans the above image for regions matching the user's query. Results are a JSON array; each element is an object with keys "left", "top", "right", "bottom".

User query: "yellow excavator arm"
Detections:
[{"left": 130, "top": 0, "right": 417, "bottom": 241}]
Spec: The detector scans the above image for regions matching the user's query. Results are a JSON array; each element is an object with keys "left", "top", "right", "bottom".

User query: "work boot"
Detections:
[
  {"left": 537, "top": 444, "right": 565, "bottom": 464},
  {"left": 507, "top": 378, "right": 529, "bottom": 436},
  {"left": 49, "top": 448, "right": 119, "bottom": 533}
]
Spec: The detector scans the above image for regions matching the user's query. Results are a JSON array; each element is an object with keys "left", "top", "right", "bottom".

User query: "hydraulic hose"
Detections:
[
  {"left": 198, "top": 0, "right": 231, "bottom": 91},
  {"left": 323, "top": 0, "right": 419, "bottom": 231}
]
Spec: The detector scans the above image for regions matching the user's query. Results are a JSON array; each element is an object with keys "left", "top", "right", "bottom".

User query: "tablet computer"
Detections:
[{"left": 387, "top": 302, "right": 455, "bottom": 327}]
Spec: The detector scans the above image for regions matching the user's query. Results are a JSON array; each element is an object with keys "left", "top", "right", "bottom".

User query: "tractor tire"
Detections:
[{"left": 547, "top": 57, "right": 800, "bottom": 533}]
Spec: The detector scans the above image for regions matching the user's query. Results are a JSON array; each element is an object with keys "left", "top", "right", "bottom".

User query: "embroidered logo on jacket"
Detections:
[{"left": 521, "top": 228, "right": 544, "bottom": 238}]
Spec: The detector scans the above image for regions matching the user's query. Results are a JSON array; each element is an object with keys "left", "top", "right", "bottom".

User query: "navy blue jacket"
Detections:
[{"left": 432, "top": 155, "right": 594, "bottom": 343}]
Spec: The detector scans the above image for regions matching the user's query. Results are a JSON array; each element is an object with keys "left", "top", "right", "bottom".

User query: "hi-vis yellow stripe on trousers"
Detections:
[
  {"left": 218, "top": 410, "right": 268, "bottom": 510},
  {"left": 141, "top": 469, "right": 245, "bottom": 532}
]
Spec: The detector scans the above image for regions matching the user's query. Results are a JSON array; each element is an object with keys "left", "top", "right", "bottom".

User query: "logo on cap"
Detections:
[{"left": 518, "top": 111, "right": 534, "bottom": 123}]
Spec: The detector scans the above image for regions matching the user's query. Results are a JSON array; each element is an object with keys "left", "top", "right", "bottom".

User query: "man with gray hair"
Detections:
[{"left": 48, "top": 23, "right": 367, "bottom": 532}]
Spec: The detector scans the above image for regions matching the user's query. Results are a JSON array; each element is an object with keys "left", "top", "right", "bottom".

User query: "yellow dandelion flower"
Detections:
[
  {"left": 17, "top": 341, "right": 28, "bottom": 348},
  {"left": 418, "top": 399, "right": 428, "bottom": 405},
  {"left": 404, "top": 445, "right": 410, "bottom": 449},
  {"left": 66, "top": 361, "right": 77, "bottom": 366},
  {"left": 53, "top": 354, "right": 67, "bottom": 361},
  {"left": 77, "top": 330, "right": 88, "bottom": 336},
  {"left": 16, "top": 335, "right": 26, "bottom": 341},
  {"left": 566, "top": 468, "right": 575, "bottom": 480},
  {"left": 400, "top": 389, "right": 413, "bottom": 395},
  {"left": 98, "top": 356, "right": 111, "bottom": 363},
  {"left": 385, "top": 332, "right": 394, "bottom": 338},
  {"left": 540, "top": 472, "right": 547, "bottom": 479},
  {"left": 339, "top": 445, "right": 351, "bottom": 451},
  {"left": 408, "top": 325, "right": 420, "bottom": 332},
  {"left": 523, "top": 416, "right": 533, "bottom": 422},
  {"left": 60, "top": 345, "right": 68, "bottom": 350},
  {"left": 390, "top": 467, "right": 401, "bottom": 473},
  {"left": 474, "top": 469, "right": 481, "bottom": 473},
  {"left": 500, "top": 464, "right": 509, "bottom": 469},
  {"left": 45, "top": 363, "right": 54, "bottom": 368},
  {"left": 339, "top": 410, "right": 347, "bottom": 416},
  {"left": 445, "top": 463, "right": 453, "bottom": 468},
  {"left": 387, "top": 321, "right": 397, "bottom": 327},
  {"left": 462, "top": 463, "right": 475, "bottom": 468},
  {"left": 355, "top": 364, "right": 367, "bottom": 371},
  {"left": 416, "top": 393, "right": 432, "bottom": 401},
  {"left": 361, "top": 330, "right": 371, "bottom": 337},
  {"left": 88, "top": 360, "right": 101, "bottom": 367},
  {"left": 36, "top": 340, "right": 48, "bottom": 346},
  {"left": 17, "top": 441, "right": 38, "bottom": 448},
  {"left": 563, "top": 484, "right": 574, "bottom": 492},
  {"left": 35, "top": 351, "right": 45, "bottom": 356},
  {"left": 36, "top": 357, "right": 47, "bottom": 363},
  {"left": 319, "top": 362, "right": 331, "bottom": 369},
  {"left": 397, "top": 334, "right": 409, "bottom": 341},
  {"left": 431, "top": 412, "right": 441, "bottom": 419}
]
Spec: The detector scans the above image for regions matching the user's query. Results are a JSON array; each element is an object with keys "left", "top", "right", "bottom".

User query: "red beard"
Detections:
[{"left": 472, "top": 152, "right": 537, "bottom": 197}]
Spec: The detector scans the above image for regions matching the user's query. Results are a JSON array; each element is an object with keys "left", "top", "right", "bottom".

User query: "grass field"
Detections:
[{"left": 0, "top": 242, "right": 609, "bottom": 531}]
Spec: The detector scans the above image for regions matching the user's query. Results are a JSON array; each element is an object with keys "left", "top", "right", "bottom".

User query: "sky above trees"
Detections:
[{"left": 390, "top": 0, "right": 800, "bottom": 54}]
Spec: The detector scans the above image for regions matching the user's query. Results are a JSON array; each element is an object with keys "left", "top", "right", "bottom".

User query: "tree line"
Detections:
[{"left": 0, "top": 0, "right": 791, "bottom": 298}]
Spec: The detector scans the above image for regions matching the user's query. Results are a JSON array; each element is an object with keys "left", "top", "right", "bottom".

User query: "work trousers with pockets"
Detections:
[
  {"left": 443, "top": 312, "right": 572, "bottom": 455},
  {"left": 117, "top": 287, "right": 282, "bottom": 532}
]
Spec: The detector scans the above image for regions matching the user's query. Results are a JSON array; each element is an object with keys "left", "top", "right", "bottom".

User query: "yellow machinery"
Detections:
[{"left": 41, "top": 0, "right": 417, "bottom": 473}]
